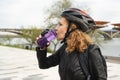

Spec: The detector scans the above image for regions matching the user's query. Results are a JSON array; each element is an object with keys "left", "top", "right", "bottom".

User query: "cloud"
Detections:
[
  {"left": 86, "top": 0, "right": 120, "bottom": 23},
  {"left": 0, "top": 0, "right": 54, "bottom": 28},
  {"left": 73, "top": 0, "right": 120, "bottom": 23},
  {"left": 0, "top": 0, "right": 120, "bottom": 28}
]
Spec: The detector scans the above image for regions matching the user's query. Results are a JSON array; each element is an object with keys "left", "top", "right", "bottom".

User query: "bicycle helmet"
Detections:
[
  {"left": 61, "top": 8, "right": 95, "bottom": 32},
  {"left": 61, "top": 8, "right": 95, "bottom": 43}
]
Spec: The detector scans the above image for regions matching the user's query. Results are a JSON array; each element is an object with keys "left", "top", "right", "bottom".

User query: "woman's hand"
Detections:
[{"left": 35, "top": 35, "right": 50, "bottom": 50}]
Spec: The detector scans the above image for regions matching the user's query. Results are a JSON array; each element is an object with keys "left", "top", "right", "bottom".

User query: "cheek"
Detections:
[{"left": 57, "top": 28, "right": 67, "bottom": 39}]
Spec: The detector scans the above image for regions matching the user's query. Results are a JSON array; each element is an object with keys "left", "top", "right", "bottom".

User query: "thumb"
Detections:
[{"left": 46, "top": 42, "right": 50, "bottom": 46}]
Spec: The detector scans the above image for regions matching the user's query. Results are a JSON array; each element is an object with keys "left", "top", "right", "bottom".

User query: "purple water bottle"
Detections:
[{"left": 37, "top": 29, "right": 57, "bottom": 48}]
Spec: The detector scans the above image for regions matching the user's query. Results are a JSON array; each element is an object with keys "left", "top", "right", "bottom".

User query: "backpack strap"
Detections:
[
  {"left": 77, "top": 44, "right": 96, "bottom": 80},
  {"left": 88, "top": 44, "right": 107, "bottom": 78},
  {"left": 77, "top": 53, "right": 91, "bottom": 80}
]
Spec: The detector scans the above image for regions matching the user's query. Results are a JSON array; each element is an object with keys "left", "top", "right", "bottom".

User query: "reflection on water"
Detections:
[{"left": 100, "top": 38, "right": 120, "bottom": 57}]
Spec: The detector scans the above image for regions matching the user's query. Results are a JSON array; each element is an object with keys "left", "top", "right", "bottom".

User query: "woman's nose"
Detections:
[{"left": 55, "top": 25, "right": 58, "bottom": 31}]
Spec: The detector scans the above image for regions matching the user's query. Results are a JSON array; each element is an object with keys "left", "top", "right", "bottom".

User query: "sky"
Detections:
[{"left": 0, "top": 0, "right": 120, "bottom": 29}]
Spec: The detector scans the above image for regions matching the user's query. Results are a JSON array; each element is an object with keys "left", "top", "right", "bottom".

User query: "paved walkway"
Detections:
[{"left": 0, "top": 46, "right": 120, "bottom": 80}]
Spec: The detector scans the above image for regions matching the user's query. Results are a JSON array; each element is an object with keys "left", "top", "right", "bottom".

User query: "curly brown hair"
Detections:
[{"left": 66, "top": 23, "right": 93, "bottom": 53}]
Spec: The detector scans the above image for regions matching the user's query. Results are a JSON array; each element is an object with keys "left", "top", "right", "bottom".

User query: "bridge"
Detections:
[
  {"left": 0, "top": 22, "right": 120, "bottom": 40},
  {"left": 0, "top": 28, "right": 42, "bottom": 38},
  {"left": 0, "top": 28, "right": 42, "bottom": 35},
  {"left": 0, "top": 21, "right": 120, "bottom": 39},
  {"left": 0, "top": 28, "right": 112, "bottom": 39}
]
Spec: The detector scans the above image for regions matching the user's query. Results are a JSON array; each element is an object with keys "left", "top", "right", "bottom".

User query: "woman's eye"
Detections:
[
  {"left": 57, "top": 22, "right": 62, "bottom": 27},
  {"left": 59, "top": 23, "right": 62, "bottom": 26}
]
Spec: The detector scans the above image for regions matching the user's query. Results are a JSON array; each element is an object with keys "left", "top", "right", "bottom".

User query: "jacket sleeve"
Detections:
[
  {"left": 36, "top": 47, "right": 61, "bottom": 69},
  {"left": 89, "top": 45, "right": 107, "bottom": 80}
]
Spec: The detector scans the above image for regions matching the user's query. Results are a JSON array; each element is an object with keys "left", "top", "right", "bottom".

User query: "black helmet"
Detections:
[
  {"left": 61, "top": 8, "right": 95, "bottom": 43},
  {"left": 61, "top": 8, "right": 95, "bottom": 32}
]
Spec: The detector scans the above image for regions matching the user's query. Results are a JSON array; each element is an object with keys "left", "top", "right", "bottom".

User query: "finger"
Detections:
[
  {"left": 47, "top": 42, "right": 50, "bottom": 46},
  {"left": 39, "top": 35, "right": 42, "bottom": 38},
  {"left": 36, "top": 37, "right": 39, "bottom": 40}
]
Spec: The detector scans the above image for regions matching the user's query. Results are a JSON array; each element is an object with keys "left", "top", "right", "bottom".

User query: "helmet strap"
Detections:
[
  {"left": 61, "top": 21, "right": 71, "bottom": 43},
  {"left": 61, "top": 22, "right": 78, "bottom": 43}
]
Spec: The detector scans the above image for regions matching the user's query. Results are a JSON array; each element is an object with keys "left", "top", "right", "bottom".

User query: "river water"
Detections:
[
  {"left": 100, "top": 38, "right": 120, "bottom": 57},
  {"left": 54, "top": 38, "right": 120, "bottom": 57},
  {"left": 1, "top": 37, "right": 120, "bottom": 57}
]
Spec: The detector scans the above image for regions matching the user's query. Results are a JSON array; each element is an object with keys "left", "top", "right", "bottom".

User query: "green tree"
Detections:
[
  {"left": 45, "top": 0, "right": 72, "bottom": 52},
  {"left": 20, "top": 26, "right": 42, "bottom": 49},
  {"left": 0, "top": 38, "right": 8, "bottom": 45},
  {"left": 5, "top": 35, "right": 13, "bottom": 45},
  {"left": 45, "top": 0, "right": 72, "bottom": 28}
]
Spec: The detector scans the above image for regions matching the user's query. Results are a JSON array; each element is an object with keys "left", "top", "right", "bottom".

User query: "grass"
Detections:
[{"left": 0, "top": 44, "right": 53, "bottom": 53}]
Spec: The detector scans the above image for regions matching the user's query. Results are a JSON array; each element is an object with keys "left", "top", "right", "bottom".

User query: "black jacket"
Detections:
[{"left": 36, "top": 44, "right": 107, "bottom": 80}]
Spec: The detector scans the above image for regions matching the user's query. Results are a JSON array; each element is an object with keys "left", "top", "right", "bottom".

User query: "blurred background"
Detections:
[{"left": 0, "top": 0, "right": 120, "bottom": 57}]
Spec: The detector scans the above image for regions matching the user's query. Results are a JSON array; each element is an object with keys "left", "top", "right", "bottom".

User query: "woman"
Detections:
[{"left": 36, "top": 8, "right": 107, "bottom": 80}]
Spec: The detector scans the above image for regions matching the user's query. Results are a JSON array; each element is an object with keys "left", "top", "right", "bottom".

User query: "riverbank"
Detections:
[{"left": 105, "top": 56, "right": 120, "bottom": 64}]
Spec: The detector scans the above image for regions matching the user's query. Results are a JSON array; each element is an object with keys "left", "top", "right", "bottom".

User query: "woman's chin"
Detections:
[
  {"left": 56, "top": 37, "right": 63, "bottom": 41},
  {"left": 57, "top": 38, "right": 61, "bottom": 41}
]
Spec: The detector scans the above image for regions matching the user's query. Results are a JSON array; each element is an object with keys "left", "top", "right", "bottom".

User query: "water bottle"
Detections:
[{"left": 37, "top": 29, "right": 57, "bottom": 48}]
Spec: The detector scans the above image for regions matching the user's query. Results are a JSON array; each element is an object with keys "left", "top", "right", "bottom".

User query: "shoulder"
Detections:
[
  {"left": 89, "top": 44, "right": 99, "bottom": 48},
  {"left": 87, "top": 44, "right": 102, "bottom": 56},
  {"left": 87, "top": 44, "right": 104, "bottom": 60},
  {"left": 88, "top": 44, "right": 100, "bottom": 52}
]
